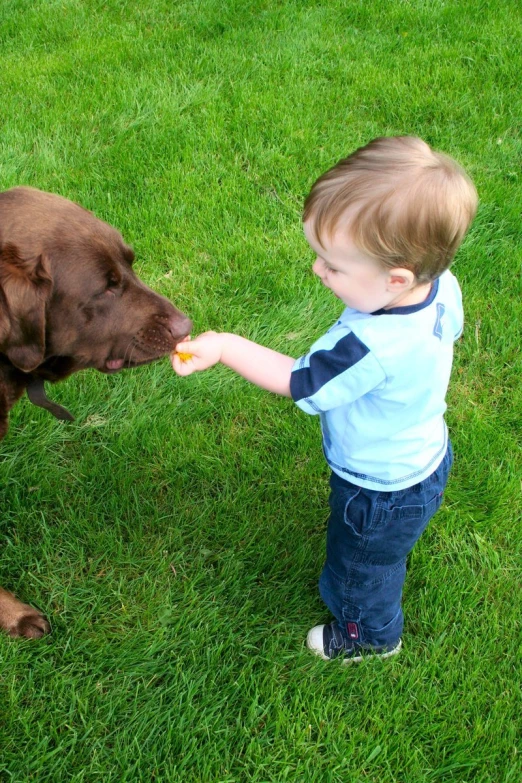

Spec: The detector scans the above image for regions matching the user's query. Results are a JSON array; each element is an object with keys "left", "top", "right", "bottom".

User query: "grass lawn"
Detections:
[{"left": 1, "top": 0, "right": 521, "bottom": 780}]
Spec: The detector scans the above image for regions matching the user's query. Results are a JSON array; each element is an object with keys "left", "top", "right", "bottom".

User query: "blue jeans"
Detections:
[{"left": 319, "top": 443, "right": 453, "bottom": 649}]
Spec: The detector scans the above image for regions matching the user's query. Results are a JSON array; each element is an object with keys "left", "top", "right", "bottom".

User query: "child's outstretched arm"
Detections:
[{"left": 171, "top": 331, "right": 295, "bottom": 397}]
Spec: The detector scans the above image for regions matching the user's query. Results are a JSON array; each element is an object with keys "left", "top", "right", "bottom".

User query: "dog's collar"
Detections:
[{"left": 26, "top": 377, "right": 75, "bottom": 421}]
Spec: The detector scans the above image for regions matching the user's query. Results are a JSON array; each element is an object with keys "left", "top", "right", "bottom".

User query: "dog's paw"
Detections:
[
  {"left": 0, "top": 589, "right": 51, "bottom": 639},
  {"left": 10, "top": 606, "right": 51, "bottom": 639}
]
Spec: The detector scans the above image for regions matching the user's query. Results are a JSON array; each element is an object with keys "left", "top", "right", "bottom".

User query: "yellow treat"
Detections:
[{"left": 174, "top": 351, "right": 193, "bottom": 363}]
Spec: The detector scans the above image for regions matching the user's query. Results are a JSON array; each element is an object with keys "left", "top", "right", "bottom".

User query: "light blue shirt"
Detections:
[{"left": 290, "top": 270, "right": 463, "bottom": 491}]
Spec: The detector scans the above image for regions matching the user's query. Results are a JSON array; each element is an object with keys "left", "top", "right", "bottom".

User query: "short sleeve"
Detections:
[{"left": 290, "top": 329, "right": 386, "bottom": 414}]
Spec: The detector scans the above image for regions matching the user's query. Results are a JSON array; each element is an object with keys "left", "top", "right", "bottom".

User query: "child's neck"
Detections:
[{"left": 384, "top": 281, "right": 433, "bottom": 310}]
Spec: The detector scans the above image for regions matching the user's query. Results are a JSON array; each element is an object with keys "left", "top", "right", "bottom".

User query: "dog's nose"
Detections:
[{"left": 169, "top": 313, "right": 192, "bottom": 341}]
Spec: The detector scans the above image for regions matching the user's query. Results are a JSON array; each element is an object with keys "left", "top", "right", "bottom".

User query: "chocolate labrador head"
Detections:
[
  {"left": 0, "top": 186, "right": 192, "bottom": 637},
  {"left": 0, "top": 186, "right": 191, "bottom": 431}
]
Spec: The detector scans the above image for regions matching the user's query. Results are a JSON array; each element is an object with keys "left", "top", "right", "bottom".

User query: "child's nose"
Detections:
[{"left": 312, "top": 257, "right": 324, "bottom": 277}]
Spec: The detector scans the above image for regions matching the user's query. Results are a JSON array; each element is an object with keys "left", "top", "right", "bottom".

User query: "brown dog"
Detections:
[{"left": 0, "top": 187, "right": 191, "bottom": 638}]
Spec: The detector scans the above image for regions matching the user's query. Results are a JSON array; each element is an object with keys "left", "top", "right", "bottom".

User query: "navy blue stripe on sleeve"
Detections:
[{"left": 290, "top": 331, "right": 370, "bottom": 402}]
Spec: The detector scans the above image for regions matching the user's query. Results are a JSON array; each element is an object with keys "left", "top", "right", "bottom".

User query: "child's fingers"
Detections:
[
  {"left": 171, "top": 352, "right": 196, "bottom": 375},
  {"left": 174, "top": 341, "right": 193, "bottom": 356},
  {"left": 174, "top": 333, "right": 191, "bottom": 349},
  {"left": 172, "top": 336, "right": 195, "bottom": 370},
  {"left": 175, "top": 331, "right": 216, "bottom": 353},
  {"left": 171, "top": 331, "right": 222, "bottom": 375}
]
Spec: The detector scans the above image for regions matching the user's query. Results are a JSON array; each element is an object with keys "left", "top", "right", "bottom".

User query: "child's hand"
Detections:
[{"left": 171, "top": 332, "right": 224, "bottom": 376}]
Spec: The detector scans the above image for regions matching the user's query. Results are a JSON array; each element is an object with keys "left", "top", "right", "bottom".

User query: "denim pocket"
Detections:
[
  {"left": 343, "top": 488, "right": 369, "bottom": 537},
  {"left": 326, "top": 480, "right": 365, "bottom": 578},
  {"left": 378, "top": 494, "right": 442, "bottom": 522},
  {"left": 367, "top": 491, "right": 444, "bottom": 565},
  {"left": 329, "top": 480, "right": 364, "bottom": 536}
]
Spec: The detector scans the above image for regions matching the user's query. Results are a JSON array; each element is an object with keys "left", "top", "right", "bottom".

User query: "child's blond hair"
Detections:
[{"left": 303, "top": 136, "right": 478, "bottom": 283}]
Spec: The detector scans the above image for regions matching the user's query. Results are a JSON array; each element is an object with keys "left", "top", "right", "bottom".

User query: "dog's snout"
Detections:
[{"left": 169, "top": 313, "right": 192, "bottom": 341}]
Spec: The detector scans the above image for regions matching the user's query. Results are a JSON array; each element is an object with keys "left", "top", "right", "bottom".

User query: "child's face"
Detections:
[{"left": 304, "top": 219, "right": 416, "bottom": 313}]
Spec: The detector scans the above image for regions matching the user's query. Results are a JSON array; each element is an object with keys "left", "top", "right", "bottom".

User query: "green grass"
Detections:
[{"left": 1, "top": 0, "right": 521, "bottom": 780}]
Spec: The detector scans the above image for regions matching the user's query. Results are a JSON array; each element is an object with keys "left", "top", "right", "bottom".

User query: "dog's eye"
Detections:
[{"left": 105, "top": 274, "right": 120, "bottom": 295}]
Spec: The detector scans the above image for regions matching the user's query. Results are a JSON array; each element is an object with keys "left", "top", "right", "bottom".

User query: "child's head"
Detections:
[{"left": 303, "top": 136, "right": 478, "bottom": 286}]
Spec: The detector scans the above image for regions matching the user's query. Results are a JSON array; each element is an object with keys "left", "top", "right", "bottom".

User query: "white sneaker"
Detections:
[{"left": 307, "top": 622, "right": 402, "bottom": 664}]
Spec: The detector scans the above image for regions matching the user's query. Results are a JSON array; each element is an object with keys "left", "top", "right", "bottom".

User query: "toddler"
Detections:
[{"left": 172, "top": 136, "right": 478, "bottom": 662}]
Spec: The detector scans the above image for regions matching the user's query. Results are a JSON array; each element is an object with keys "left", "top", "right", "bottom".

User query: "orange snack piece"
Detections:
[{"left": 174, "top": 351, "right": 192, "bottom": 363}]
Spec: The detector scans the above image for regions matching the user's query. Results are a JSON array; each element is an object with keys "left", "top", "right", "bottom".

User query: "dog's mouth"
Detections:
[
  {"left": 103, "top": 330, "right": 191, "bottom": 373},
  {"left": 103, "top": 356, "right": 160, "bottom": 373},
  {"left": 105, "top": 358, "right": 128, "bottom": 372}
]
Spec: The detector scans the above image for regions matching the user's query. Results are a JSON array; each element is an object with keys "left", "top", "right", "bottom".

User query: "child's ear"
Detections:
[{"left": 387, "top": 267, "right": 416, "bottom": 292}]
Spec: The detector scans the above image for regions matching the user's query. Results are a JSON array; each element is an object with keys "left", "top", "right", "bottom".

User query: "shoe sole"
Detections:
[
  {"left": 306, "top": 629, "right": 402, "bottom": 664},
  {"left": 340, "top": 638, "right": 402, "bottom": 664}
]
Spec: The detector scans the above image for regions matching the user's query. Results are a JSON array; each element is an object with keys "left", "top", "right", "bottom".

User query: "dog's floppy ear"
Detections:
[{"left": 0, "top": 243, "right": 52, "bottom": 372}]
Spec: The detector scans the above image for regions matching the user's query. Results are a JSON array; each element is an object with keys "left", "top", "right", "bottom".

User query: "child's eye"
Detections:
[{"left": 325, "top": 265, "right": 337, "bottom": 274}]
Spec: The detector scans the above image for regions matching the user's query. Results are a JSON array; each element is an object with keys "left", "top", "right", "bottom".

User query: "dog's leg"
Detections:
[{"left": 0, "top": 587, "right": 50, "bottom": 638}]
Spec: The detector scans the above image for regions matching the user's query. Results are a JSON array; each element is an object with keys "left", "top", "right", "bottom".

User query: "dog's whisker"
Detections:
[{"left": 122, "top": 339, "right": 137, "bottom": 366}]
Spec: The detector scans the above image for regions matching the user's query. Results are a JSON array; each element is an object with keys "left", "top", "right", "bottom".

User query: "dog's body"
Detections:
[{"left": 0, "top": 187, "right": 191, "bottom": 637}]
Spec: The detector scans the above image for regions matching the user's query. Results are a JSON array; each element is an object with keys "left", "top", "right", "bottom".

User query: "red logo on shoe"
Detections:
[{"left": 347, "top": 622, "right": 359, "bottom": 640}]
